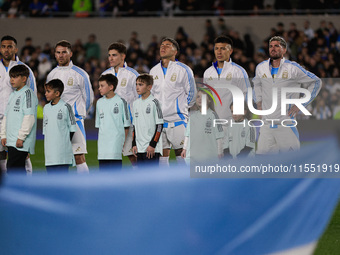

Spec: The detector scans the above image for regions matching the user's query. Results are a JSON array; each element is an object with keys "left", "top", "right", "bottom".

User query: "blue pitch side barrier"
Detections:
[{"left": 1, "top": 139, "right": 340, "bottom": 255}]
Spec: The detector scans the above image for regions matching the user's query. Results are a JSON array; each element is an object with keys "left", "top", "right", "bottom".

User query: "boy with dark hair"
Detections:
[
  {"left": 0, "top": 35, "right": 37, "bottom": 173},
  {"left": 43, "top": 79, "right": 77, "bottom": 172},
  {"left": 132, "top": 74, "right": 164, "bottom": 165},
  {"left": 95, "top": 74, "right": 131, "bottom": 170},
  {"left": 0, "top": 65, "right": 38, "bottom": 172}
]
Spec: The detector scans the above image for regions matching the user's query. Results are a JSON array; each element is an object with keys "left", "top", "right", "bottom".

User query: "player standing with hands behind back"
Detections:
[
  {"left": 47, "top": 40, "right": 94, "bottom": 173},
  {"left": 150, "top": 38, "right": 196, "bottom": 167}
]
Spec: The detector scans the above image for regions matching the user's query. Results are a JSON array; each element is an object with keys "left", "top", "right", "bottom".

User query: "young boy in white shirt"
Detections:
[
  {"left": 0, "top": 65, "right": 38, "bottom": 172},
  {"left": 43, "top": 79, "right": 77, "bottom": 172},
  {"left": 95, "top": 74, "right": 131, "bottom": 170},
  {"left": 132, "top": 74, "right": 163, "bottom": 165}
]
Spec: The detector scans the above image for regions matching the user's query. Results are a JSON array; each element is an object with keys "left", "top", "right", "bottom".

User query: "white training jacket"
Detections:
[
  {"left": 253, "top": 57, "right": 321, "bottom": 123},
  {"left": 46, "top": 61, "right": 94, "bottom": 119},
  {"left": 101, "top": 62, "right": 139, "bottom": 106},
  {"left": 203, "top": 59, "right": 250, "bottom": 120},
  {"left": 150, "top": 60, "right": 196, "bottom": 123},
  {"left": 0, "top": 56, "right": 37, "bottom": 119}
]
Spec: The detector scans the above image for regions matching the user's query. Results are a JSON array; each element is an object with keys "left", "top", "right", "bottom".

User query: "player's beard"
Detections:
[
  {"left": 2, "top": 53, "right": 15, "bottom": 62},
  {"left": 270, "top": 51, "right": 282, "bottom": 60},
  {"left": 270, "top": 54, "right": 282, "bottom": 60}
]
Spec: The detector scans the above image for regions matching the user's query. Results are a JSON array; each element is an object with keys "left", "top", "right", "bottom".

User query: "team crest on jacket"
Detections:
[
  {"left": 146, "top": 104, "right": 151, "bottom": 114},
  {"left": 262, "top": 74, "right": 267, "bottom": 78},
  {"left": 226, "top": 72, "right": 232, "bottom": 80},
  {"left": 121, "top": 78, "right": 127, "bottom": 87},
  {"left": 282, "top": 70, "right": 288, "bottom": 79},
  {"left": 15, "top": 98, "right": 20, "bottom": 105},
  {"left": 154, "top": 75, "right": 158, "bottom": 80},
  {"left": 57, "top": 110, "right": 63, "bottom": 120},
  {"left": 170, "top": 73, "right": 177, "bottom": 82},
  {"left": 114, "top": 103, "right": 119, "bottom": 114},
  {"left": 67, "top": 77, "right": 73, "bottom": 86}
]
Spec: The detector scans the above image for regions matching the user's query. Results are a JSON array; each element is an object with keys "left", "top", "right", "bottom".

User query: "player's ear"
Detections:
[{"left": 22, "top": 76, "right": 28, "bottom": 84}]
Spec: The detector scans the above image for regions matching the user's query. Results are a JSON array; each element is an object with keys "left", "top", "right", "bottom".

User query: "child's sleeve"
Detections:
[
  {"left": 152, "top": 98, "right": 163, "bottom": 125},
  {"left": 0, "top": 116, "right": 7, "bottom": 139},
  {"left": 95, "top": 101, "right": 100, "bottom": 128},
  {"left": 246, "top": 126, "right": 256, "bottom": 149},
  {"left": 212, "top": 111, "right": 224, "bottom": 140},
  {"left": 121, "top": 98, "right": 131, "bottom": 127},
  {"left": 149, "top": 123, "right": 163, "bottom": 148},
  {"left": 132, "top": 125, "right": 136, "bottom": 147},
  {"left": 17, "top": 115, "right": 35, "bottom": 141},
  {"left": 223, "top": 126, "right": 229, "bottom": 150},
  {"left": 42, "top": 107, "right": 46, "bottom": 136},
  {"left": 66, "top": 103, "right": 77, "bottom": 133},
  {"left": 18, "top": 90, "right": 37, "bottom": 141},
  {"left": 132, "top": 101, "right": 136, "bottom": 126},
  {"left": 149, "top": 99, "right": 163, "bottom": 148}
]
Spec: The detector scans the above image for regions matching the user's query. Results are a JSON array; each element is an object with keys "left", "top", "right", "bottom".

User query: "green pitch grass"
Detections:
[
  {"left": 30, "top": 140, "right": 177, "bottom": 171},
  {"left": 30, "top": 140, "right": 339, "bottom": 253}
]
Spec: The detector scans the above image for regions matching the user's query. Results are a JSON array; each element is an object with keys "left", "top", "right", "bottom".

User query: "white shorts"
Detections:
[
  {"left": 256, "top": 125, "right": 300, "bottom": 154},
  {"left": 72, "top": 119, "right": 87, "bottom": 155},
  {"left": 122, "top": 125, "right": 133, "bottom": 156},
  {"left": 162, "top": 122, "right": 186, "bottom": 150}
]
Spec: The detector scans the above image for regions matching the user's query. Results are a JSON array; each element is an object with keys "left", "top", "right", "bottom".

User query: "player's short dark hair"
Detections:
[
  {"left": 1, "top": 35, "right": 17, "bottom": 45},
  {"left": 161, "top": 37, "right": 180, "bottom": 52},
  {"left": 269, "top": 36, "right": 287, "bottom": 48},
  {"left": 99, "top": 74, "right": 118, "bottom": 91},
  {"left": 45, "top": 79, "right": 64, "bottom": 95},
  {"left": 214, "top": 35, "right": 233, "bottom": 48},
  {"left": 55, "top": 40, "right": 72, "bottom": 51},
  {"left": 108, "top": 42, "right": 127, "bottom": 55},
  {"left": 9, "top": 64, "right": 29, "bottom": 78},
  {"left": 136, "top": 73, "right": 153, "bottom": 86}
]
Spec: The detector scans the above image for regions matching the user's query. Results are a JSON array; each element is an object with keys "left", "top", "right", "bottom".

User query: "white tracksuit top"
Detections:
[
  {"left": 203, "top": 59, "right": 250, "bottom": 120},
  {"left": 0, "top": 56, "right": 37, "bottom": 119},
  {"left": 46, "top": 61, "right": 94, "bottom": 119},
  {"left": 150, "top": 60, "right": 196, "bottom": 123},
  {"left": 253, "top": 58, "right": 321, "bottom": 122},
  {"left": 101, "top": 63, "right": 139, "bottom": 106}
]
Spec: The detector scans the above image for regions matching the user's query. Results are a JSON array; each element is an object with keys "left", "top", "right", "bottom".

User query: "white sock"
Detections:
[
  {"left": 159, "top": 156, "right": 169, "bottom": 168},
  {"left": 76, "top": 162, "right": 89, "bottom": 173},
  {"left": 176, "top": 156, "right": 186, "bottom": 165},
  {"left": 25, "top": 158, "right": 33, "bottom": 175},
  {"left": 0, "top": 159, "right": 7, "bottom": 173}
]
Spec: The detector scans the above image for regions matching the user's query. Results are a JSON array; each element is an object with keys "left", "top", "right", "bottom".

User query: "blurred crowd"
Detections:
[
  {"left": 1, "top": 0, "right": 340, "bottom": 18},
  {"left": 1, "top": 17, "right": 340, "bottom": 120}
]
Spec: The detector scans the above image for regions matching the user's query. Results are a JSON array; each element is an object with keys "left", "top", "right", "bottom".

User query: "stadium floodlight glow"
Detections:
[{"left": 201, "top": 84, "right": 312, "bottom": 116}]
